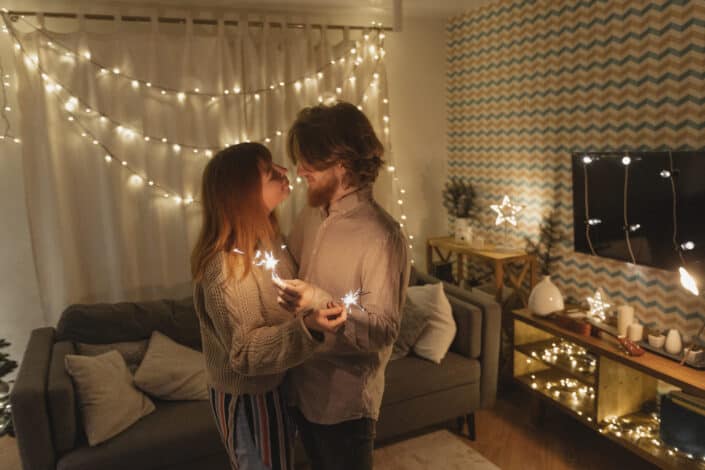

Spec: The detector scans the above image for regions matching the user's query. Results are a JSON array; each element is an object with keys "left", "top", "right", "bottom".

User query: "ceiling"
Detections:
[{"left": 7, "top": 0, "right": 493, "bottom": 21}]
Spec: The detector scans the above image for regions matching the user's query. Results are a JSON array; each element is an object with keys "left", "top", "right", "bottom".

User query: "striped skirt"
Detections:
[{"left": 209, "top": 386, "right": 294, "bottom": 470}]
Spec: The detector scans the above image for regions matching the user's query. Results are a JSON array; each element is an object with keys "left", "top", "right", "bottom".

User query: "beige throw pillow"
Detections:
[
  {"left": 65, "top": 350, "right": 155, "bottom": 446},
  {"left": 134, "top": 331, "right": 208, "bottom": 401},
  {"left": 410, "top": 283, "right": 456, "bottom": 363}
]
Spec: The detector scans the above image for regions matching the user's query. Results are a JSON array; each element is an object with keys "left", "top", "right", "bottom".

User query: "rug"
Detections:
[{"left": 374, "top": 430, "right": 500, "bottom": 470}]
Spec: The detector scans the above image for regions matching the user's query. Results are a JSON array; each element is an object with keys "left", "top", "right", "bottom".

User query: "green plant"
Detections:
[
  {"left": 0, "top": 338, "right": 17, "bottom": 437},
  {"left": 525, "top": 209, "right": 565, "bottom": 276},
  {"left": 442, "top": 177, "right": 476, "bottom": 219}
]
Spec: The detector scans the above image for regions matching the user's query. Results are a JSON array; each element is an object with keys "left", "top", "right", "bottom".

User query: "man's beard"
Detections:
[{"left": 307, "top": 173, "right": 339, "bottom": 207}]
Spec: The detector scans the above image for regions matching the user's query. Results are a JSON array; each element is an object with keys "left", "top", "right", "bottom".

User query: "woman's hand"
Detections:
[
  {"left": 274, "top": 278, "right": 316, "bottom": 313},
  {"left": 302, "top": 303, "right": 347, "bottom": 334}
]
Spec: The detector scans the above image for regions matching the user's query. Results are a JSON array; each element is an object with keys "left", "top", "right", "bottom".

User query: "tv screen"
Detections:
[{"left": 572, "top": 151, "right": 705, "bottom": 279}]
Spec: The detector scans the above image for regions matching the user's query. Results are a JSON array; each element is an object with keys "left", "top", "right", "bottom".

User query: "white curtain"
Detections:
[{"left": 5, "top": 11, "right": 394, "bottom": 322}]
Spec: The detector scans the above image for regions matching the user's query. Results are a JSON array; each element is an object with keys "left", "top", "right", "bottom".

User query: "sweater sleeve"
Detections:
[{"left": 202, "top": 255, "right": 322, "bottom": 377}]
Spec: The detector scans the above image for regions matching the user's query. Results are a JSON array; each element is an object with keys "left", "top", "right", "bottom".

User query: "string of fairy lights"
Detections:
[
  {"left": 580, "top": 151, "right": 697, "bottom": 266},
  {"left": 1, "top": 11, "right": 416, "bottom": 260},
  {"left": 15, "top": 14, "right": 390, "bottom": 99}
]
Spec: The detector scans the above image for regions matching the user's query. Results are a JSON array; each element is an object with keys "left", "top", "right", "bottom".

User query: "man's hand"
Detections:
[
  {"left": 303, "top": 304, "right": 348, "bottom": 334},
  {"left": 274, "top": 278, "right": 316, "bottom": 313}
]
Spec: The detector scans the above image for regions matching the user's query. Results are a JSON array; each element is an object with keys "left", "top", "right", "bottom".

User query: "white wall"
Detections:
[{"left": 385, "top": 17, "right": 449, "bottom": 270}]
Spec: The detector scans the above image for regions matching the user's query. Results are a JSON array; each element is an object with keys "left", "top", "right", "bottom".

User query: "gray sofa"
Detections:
[{"left": 11, "top": 269, "right": 500, "bottom": 470}]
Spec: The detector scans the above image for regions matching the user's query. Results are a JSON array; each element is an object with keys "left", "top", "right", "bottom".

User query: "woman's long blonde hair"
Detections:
[{"left": 191, "top": 143, "right": 278, "bottom": 283}]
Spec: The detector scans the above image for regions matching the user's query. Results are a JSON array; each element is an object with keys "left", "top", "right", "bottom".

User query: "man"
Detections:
[{"left": 277, "top": 102, "right": 410, "bottom": 470}]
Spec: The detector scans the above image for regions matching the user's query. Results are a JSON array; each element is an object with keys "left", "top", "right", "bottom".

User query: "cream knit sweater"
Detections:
[{"left": 193, "top": 244, "right": 322, "bottom": 395}]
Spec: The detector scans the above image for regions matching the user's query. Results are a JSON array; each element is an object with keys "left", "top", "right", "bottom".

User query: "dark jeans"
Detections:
[{"left": 291, "top": 408, "right": 376, "bottom": 470}]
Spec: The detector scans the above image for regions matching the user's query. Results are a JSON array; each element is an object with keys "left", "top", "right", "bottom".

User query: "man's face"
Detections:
[{"left": 297, "top": 160, "right": 340, "bottom": 207}]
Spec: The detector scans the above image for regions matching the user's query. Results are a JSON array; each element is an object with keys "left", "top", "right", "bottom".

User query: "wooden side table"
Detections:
[{"left": 426, "top": 236, "right": 538, "bottom": 306}]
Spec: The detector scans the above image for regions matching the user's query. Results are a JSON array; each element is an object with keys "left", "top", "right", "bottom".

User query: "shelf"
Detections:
[
  {"left": 515, "top": 366, "right": 596, "bottom": 420},
  {"left": 599, "top": 410, "right": 705, "bottom": 470},
  {"left": 513, "top": 309, "right": 705, "bottom": 399},
  {"left": 513, "top": 308, "right": 705, "bottom": 470},
  {"left": 515, "top": 339, "right": 597, "bottom": 385}
]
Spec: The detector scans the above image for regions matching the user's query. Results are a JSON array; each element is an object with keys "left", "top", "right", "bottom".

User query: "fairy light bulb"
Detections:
[
  {"left": 294, "top": 81, "right": 302, "bottom": 91},
  {"left": 131, "top": 80, "right": 139, "bottom": 89},
  {"left": 172, "top": 144, "right": 181, "bottom": 152},
  {"left": 112, "top": 67, "right": 120, "bottom": 75},
  {"left": 177, "top": 92, "right": 186, "bottom": 102}
]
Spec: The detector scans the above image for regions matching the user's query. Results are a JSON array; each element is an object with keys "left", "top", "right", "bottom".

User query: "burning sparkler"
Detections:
[
  {"left": 232, "top": 248, "right": 281, "bottom": 282},
  {"left": 341, "top": 288, "right": 369, "bottom": 313}
]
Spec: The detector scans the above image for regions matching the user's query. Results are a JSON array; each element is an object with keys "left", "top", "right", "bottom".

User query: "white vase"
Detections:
[
  {"left": 454, "top": 218, "right": 471, "bottom": 241},
  {"left": 528, "top": 275, "right": 565, "bottom": 316},
  {"left": 665, "top": 329, "right": 683, "bottom": 355}
]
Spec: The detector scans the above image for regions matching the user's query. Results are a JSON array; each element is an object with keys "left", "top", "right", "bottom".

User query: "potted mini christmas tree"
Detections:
[
  {"left": 0, "top": 338, "right": 17, "bottom": 437},
  {"left": 442, "top": 177, "right": 476, "bottom": 242}
]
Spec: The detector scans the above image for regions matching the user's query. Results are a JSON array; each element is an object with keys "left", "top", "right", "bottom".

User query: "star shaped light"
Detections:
[
  {"left": 490, "top": 195, "right": 523, "bottom": 226},
  {"left": 586, "top": 289, "right": 611, "bottom": 322}
]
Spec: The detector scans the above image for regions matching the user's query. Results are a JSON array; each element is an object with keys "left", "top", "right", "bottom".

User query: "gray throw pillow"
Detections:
[
  {"left": 65, "top": 350, "right": 155, "bottom": 446},
  {"left": 76, "top": 340, "right": 149, "bottom": 374},
  {"left": 134, "top": 331, "right": 208, "bottom": 401},
  {"left": 391, "top": 296, "right": 433, "bottom": 360}
]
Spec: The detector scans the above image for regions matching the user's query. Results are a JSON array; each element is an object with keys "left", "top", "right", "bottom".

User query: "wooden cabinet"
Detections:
[{"left": 513, "top": 309, "right": 705, "bottom": 469}]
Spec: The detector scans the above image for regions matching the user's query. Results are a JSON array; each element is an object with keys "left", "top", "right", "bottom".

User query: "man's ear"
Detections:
[{"left": 334, "top": 162, "right": 349, "bottom": 188}]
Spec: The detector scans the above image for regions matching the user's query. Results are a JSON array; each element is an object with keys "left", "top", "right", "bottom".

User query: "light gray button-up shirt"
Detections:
[{"left": 287, "top": 186, "right": 410, "bottom": 424}]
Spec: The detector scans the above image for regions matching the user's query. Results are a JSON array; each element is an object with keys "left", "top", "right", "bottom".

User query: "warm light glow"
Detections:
[
  {"left": 586, "top": 289, "right": 611, "bottom": 322},
  {"left": 679, "top": 267, "right": 699, "bottom": 296},
  {"left": 490, "top": 195, "right": 523, "bottom": 226}
]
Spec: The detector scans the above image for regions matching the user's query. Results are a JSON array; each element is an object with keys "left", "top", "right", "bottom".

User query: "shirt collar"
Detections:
[{"left": 320, "top": 186, "right": 373, "bottom": 218}]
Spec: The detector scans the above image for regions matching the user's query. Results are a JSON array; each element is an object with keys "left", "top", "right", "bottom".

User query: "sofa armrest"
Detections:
[
  {"left": 10, "top": 327, "right": 57, "bottom": 470},
  {"left": 48, "top": 341, "right": 78, "bottom": 454},
  {"left": 442, "top": 282, "right": 501, "bottom": 409}
]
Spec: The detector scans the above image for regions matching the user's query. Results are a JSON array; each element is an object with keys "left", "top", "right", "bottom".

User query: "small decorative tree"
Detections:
[
  {"left": 442, "top": 177, "right": 476, "bottom": 219},
  {"left": 525, "top": 209, "right": 565, "bottom": 277},
  {"left": 0, "top": 338, "right": 17, "bottom": 437}
]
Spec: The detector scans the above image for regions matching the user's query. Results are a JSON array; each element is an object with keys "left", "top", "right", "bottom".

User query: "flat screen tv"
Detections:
[{"left": 572, "top": 151, "right": 705, "bottom": 279}]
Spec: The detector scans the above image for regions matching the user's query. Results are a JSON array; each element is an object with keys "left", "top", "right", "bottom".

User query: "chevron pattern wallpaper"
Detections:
[{"left": 447, "top": 0, "right": 705, "bottom": 336}]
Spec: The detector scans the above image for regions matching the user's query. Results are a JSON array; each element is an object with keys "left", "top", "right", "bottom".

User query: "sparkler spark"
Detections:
[
  {"left": 341, "top": 289, "right": 369, "bottom": 312},
  {"left": 253, "top": 250, "right": 281, "bottom": 283},
  {"left": 233, "top": 249, "right": 281, "bottom": 282}
]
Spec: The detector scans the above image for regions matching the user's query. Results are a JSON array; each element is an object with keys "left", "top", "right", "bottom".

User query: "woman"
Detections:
[{"left": 191, "top": 143, "right": 346, "bottom": 470}]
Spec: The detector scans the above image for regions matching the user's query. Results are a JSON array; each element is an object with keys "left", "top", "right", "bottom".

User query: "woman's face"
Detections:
[{"left": 261, "top": 162, "right": 291, "bottom": 213}]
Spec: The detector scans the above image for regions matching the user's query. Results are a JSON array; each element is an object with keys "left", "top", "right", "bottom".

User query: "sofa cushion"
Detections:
[
  {"left": 382, "top": 352, "right": 481, "bottom": 406},
  {"left": 57, "top": 400, "right": 224, "bottom": 470},
  {"left": 76, "top": 340, "right": 149, "bottom": 374},
  {"left": 134, "top": 331, "right": 208, "bottom": 401},
  {"left": 64, "top": 351, "right": 155, "bottom": 446},
  {"left": 409, "top": 283, "right": 456, "bottom": 363},
  {"left": 56, "top": 297, "right": 201, "bottom": 350},
  {"left": 391, "top": 296, "right": 433, "bottom": 360}
]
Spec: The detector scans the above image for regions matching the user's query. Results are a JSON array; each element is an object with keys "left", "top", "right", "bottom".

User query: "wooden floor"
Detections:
[{"left": 0, "top": 388, "right": 656, "bottom": 470}]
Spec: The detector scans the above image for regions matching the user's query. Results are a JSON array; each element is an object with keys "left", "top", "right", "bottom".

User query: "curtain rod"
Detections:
[{"left": 7, "top": 10, "right": 393, "bottom": 31}]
